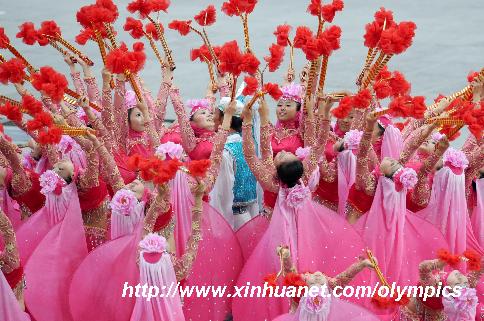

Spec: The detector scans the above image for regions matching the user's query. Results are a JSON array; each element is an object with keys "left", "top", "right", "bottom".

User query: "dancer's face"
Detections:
[
  {"left": 446, "top": 270, "right": 469, "bottom": 288},
  {"left": 336, "top": 110, "right": 355, "bottom": 133},
  {"left": 192, "top": 109, "right": 215, "bottom": 131},
  {"left": 126, "top": 179, "right": 145, "bottom": 200},
  {"left": 380, "top": 157, "right": 402, "bottom": 177},
  {"left": 371, "top": 123, "right": 385, "bottom": 143},
  {"left": 418, "top": 138, "right": 437, "bottom": 155},
  {"left": 303, "top": 272, "right": 328, "bottom": 286},
  {"left": 53, "top": 160, "right": 74, "bottom": 182},
  {"left": 274, "top": 150, "right": 299, "bottom": 167},
  {"left": 129, "top": 107, "right": 146, "bottom": 132},
  {"left": 213, "top": 108, "right": 223, "bottom": 131},
  {"left": 276, "top": 99, "right": 298, "bottom": 122}
]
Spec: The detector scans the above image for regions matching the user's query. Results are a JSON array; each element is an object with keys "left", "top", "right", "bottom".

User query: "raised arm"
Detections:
[
  {"left": 151, "top": 67, "right": 173, "bottom": 131},
  {"left": 76, "top": 137, "right": 99, "bottom": 191},
  {"left": 143, "top": 184, "right": 172, "bottom": 237},
  {"left": 317, "top": 108, "right": 336, "bottom": 183},
  {"left": 355, "top": 114, "right": 377, "bottom": 196},
  {"left": 328, "top": 259, "right": 373, "bottom": 289},
  {"left": 258, "top": 98, "right": 274, "bottom": 163},
  {"left": 113, "top": 75, "right": 129, "bottom": 150},
  {"left": 242, "top": 105, "right": 279, "bottom": 193},
  {"left": 170, "top": 87, "right": 198, "bottom": 153},
  {"left": 411, "top": 138, "right": 449, "bottom": 208},
  {"left": 465, "top": 144, "right": 484, "bottom": 200},
  {"left": 467, "top": 257, "right": 484, "bottom": 288},
  {"left": 64, "top": 53, "right": 87, "bottom": 97},
  {"left": 89, "top": 133, "right": 124, "bottom": 193},
  {"left": 173, "top": 183, "right": 204, "bottom": 281},
  {"left": 399, "top": 123, "right": 436, "bottom": 165},
  {"left": 136, "top": 100, "right": 160, "bottom": 150},
  {"left": 0, "top": 210, "right": 20, "bottom": 274},
  {"left": 0, "top": 137, "right": 31, "bottom": 196}
]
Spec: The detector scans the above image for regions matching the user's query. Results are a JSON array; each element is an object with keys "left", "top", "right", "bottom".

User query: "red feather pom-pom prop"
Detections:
[
  {"left": 124, "top": 17, "right": 144, "bottom": 39},
  {"left": 0, "top": 102, "right": 23, "bottom": 122},
  {"left": 0, "top": 58, "right": 27, "bottom": 85},
  {"left": 437, "top": 249, "right": 460, "bottom": 267},
  {"left": 379, "top": 21, "right": 417, "bottom": 55},
  {"left": 318, "top": 25, "right": 342, "bottom": 56},
  {"left": 218, "top": 40, "right": 244, "bottom": 76},
  {"left": 190, "top": 44, "right": 212, "bottom": 62},
  {"left": 0, "top": 27, "right": 11, "bottom": 49},
  {"left": 373, "top": 80, "right": 392, "bottom": 99},
  {"left": 128, "top": 154, "right": 182, "bottom": 184},
  {"left": 37, "top": 21, "right": 61, "bottom": 46},
  {"left": 22, "top": 95, "right": 43, "bottom": 115},
  {"left": 186, "top": 159, "right": 211, "bottom": 178},
  {"left": 321, "top": 0, "right": 344, "bottom": 23},
  {"left": 239, "top": 52, "right": 260, "bottom": 75},
  {"left": 150, "top": 0, "right": 170, "bottom": 12},
  {"left": 31, "top": 66, "right": 68, "bottom": 103},
  {"left": 242, "top": 76, "right": 258, "bottom": 96},
  {"left": 105, "top": 43, "right": 146, "bottom": 74},
  {"left": 145, "top": 22, "right": 161, "bottom": 40},
  {"left": 37, "top": 126, "right": 62, "bottom": 145},
  {"left": 263, "top": 83, "right": 283, "bottom": 100},
  {"left": 293, "top": 26, "right": 313, "bottom": 49},
  {"left": 127, "top": 0, "right": 153, "bottom": 19},
  {"left": 274, "top": 24, "right": 291, "bottom": 47},
  {"left": 463, "top": 250, "right": 482, "bottom": 271},
  {"left": 26, "top": 111, "right": 54, "bottom": 131},
  {"left": 221, "top": 0, "right": 257, "bottom": 16},
  {"left": 264, "top": 44, "right": 284, "bottom": 72},
  {"left": 77, "top": 0, "right": 118, "bottom": 31},
  {"left": 75, "top": 29, "right": 95, "bottom": 45},
  {"left": 331, "top": 96, "right": 354, "bottom": 119},
  {"left": 194, "top": 5, "right": 217, "bottom": 26},
  {"left": 16, "top": 22, "right": 38, "bottom": 45},
  {"left": 168, "top": 20, "right": 192, "bottom": 36},
  {"left": 352, "top": 89, "right": 372, "bottom": 109},
  {"left": 282, "top": 272, "right": 307, "bottom": 303}
]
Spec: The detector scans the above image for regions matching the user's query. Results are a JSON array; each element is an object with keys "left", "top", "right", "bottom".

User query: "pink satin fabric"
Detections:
[
  {"left": 130, "top": 252, "right": 184, "bottom": 321},
  {"left": 471, "top": 179, "right": 483, "bottom": 247},
  {"left": 0, "top": 271, "right": 30, "bottom": 321},
  {"left": 23, "top": 183, "right": 88, "bottom": 321},
  {"left": 355, "top": 177, "right": 449, "bottom": 286},
  {"left": 337, "top": 150, "right": 356, "bottom": 216},
  {"left": 236, "top": 215, "right": 270, "bottom": 262},
  {"left": 232, "top": 186, "right": 370, "bottom": 321},
  {"left": 273, "top": 295, "right": 379, "bottom": 321},
  {"left": 0, "top": 185, "right": 22, "bottom": 230},
  {"left": 418, "top": 167, "right": 483, "bottom": 255},
  {"left": 380, "top": 125, "right": 403, "bottom": 160}
]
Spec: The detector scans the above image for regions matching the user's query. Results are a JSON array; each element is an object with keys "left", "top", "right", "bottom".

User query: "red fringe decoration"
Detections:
[
  {"left": 194, "top": 5, "right": 217, "bottom": 27},
  {"left": 186, "top": 159, "right": 211, "bottom": 178},
  {"left": 263, "top": 83, "right": 283, "bottom": 100},
  {"left": 22, "top": 95, "right": 43, "bottom": 115},
  {"left": 168, "top": 20, "right": 192, "bottom": 36},
  {"left": 274, "top": 24, "right": 291, "bottom": 47},
  {"left": 0, "top": 102, "right": 23, "bottom": 122},
  {"left": 242, "top": 76, "right": 258, "bottom": 96},
  {"left": 31, "top": 66, "right": 68, "bottom": 103},
  {"left": 16, "top": 22, "right": 38, "bottom": 45},
  {"left": 264, "top": 44, "right": 284, "bottom": 72},
  {"left": 0, "top": 58, "right": 27, "bottom": 85},
  {"left": 221, "top": 0, "right": 257, "bottom": 17},
  {"left": 124, "top": 17, "right": 144, "bottom": 39}
]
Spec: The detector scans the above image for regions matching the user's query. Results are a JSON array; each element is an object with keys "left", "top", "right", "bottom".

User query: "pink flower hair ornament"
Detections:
[
  {"left": 187, "top": 98, "right": 211, "bottom": 117},
  {"left": 280, "top": 83, "right": 303, "bottom": 104},
  {"left": 443, "top": 148, "right": 469, "bottom": 175},
  {"left": 393, "top": 167, "right": 418, "bottom": 192}
]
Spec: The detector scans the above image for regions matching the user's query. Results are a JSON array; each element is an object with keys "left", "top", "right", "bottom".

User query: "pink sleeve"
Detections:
[
  {"left": 70, "top": 72, "right": 87, "bottom": 97},
  {"left": 355, "top": 130, "right": 377, "bottom": 196},
  {"left": 153, "top": 82, "right": 171, "bottom": 131},
  {"left": 113, "top": 79, "right": 129, "bottom": 150},
  {"left": 203, "top": 129, "right": 229, "bottom": 193},
  {"left": 84, "top": 77, "right": 101, "bottom": 105}
]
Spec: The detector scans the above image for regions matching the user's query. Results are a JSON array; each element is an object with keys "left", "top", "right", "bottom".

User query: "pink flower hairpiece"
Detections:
[
  {"left": 39, "top": 170, "right": 66, "bottom": 196},
  {"left": 393, "top": 167, "right": 418, "bottom": 192},
  {"left": 125, "top": 90, "right": 137, "bottom": 110},
  {"left": 295, "top": 147, "right": 311, "bottom": 160},
  {"left": 343, "top": 129, "right": 363, "bottom": 151},
  {"left": 430, "top": 132, "right": 444, "bottom": 143},
  {"left": 187, "top": 98, "right": 211, "bottom": 117},
  {"left": 155, "top": 142, "right": 184, "bottom": 160},
  {"left": 139, "top": 233, "right": 168, "bottom": 253},
  {"left": 285, "top": 184, "right": 311, "bottom": 209},
  {"left": 281, "top": 83, "right": 303, "bottom": 104},
  {"left": 443, "top": 148, "right": 469, "bottom": 175},
  {"left": 110, "top": 189, "right": 138, "bottom": 217}
]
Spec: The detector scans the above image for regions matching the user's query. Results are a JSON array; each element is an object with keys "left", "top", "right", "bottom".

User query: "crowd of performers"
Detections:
[{"left": 0, "top": 0, "right": 483, "bottom": 320}]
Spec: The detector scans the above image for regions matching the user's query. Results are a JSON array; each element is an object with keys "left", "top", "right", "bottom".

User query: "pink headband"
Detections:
[
  {"left": 281, "top": 83, "right": 303, "bottom": 104},
  {"left": 125, "top": 90, "right": 137, "bottom": 110},
  {"left": 187, "top": 99, "right": 211, "bottom": 117}
]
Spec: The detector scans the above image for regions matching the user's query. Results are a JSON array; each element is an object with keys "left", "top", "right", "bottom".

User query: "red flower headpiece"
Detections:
[
  {"left": 31, "top": 66, "right": 68, "bottom": 103},
  {"left": 194, "top": 5, "right": 217, "bottom": 26},
  {"left": 0, "top": 58, "right": 27, "bottom": 85}
]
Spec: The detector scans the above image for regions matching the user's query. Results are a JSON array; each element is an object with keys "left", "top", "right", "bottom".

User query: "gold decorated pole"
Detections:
[
  {"left": 304, "top": 58, "right": 320, "bottom": 101},
  {"left": 0, "top": 53, "right": 5, "bottom": 62},
  {"left": 356, "top": 47, "right": 377, "bottom": 86},
  {"left": 0, "top": 96, "right": 23, "bottom": 110},
  {"left": 93, "top": 28, "right": 115, "bottom": 89},
  {"left": 146, "top": 16, "right": 176, "bottom": 70},
  {"left": 241, "top": 13, "right": 251, "bottom": 53},
  {"left": 64, "top": 88, "right": 101, "bottom": 111},
  {"left": 3, "top": 42, "right": 37, "bottom": 74},
  {"left": 63, "top": 95, "right": 77, "bottom": 106},
  {"left": 144, "top": 32, "right": 165, "bottom": 67},
  {"left": 371, "top": 108, "right": 390, "bottom": 118},
  {"left": 366, "top": 249, "right": 390, "bottom": 287},
  {"left": 230, "top": 75, "right": 238, "bottom": 101},
  {"left": 53, "top": 33, "right": 94, "bottom": 66},
  {"left": 317, "top": 55, "right": 329, "bottom": 95},
  {"left": 202, "top": 28, "right": 219, "bottom": 66},
  {"left": 56, "top": 124, "right": 96, "bottom": 137},
  {"left": 288, "top": 42, "right": 295, "bottom": 76},
  {"left": 445, "top": 123, "right": 465, "bottom": 139},
  {"left": 202, "top": 56, "right": 217, "bottom": 92},
  {"left": 246, "top": 92, "right": 264, "bottom": 109},
  {"left": 362, "top": 53, "right": 393, "bottom": 89},
  {"left": 104, "top": 23, "right": 143, "bottom": 102},
  {"left": 46, "top": 38, "right": 68, "bottom": 56}
]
